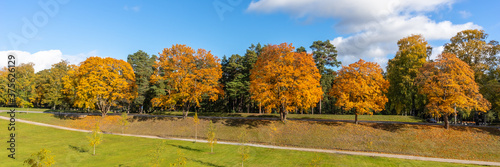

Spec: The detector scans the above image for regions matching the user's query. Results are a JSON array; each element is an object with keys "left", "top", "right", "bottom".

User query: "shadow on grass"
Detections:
[
  {"left": 247, "top": 114, "right": 279, "bottom": 118},
  {"left": 309, "top": 121, "right": 344, "bottom": 127},
  {"left": 198, "top": 112, "right": 243, "bottom": 117},
  {"left": 190, "top": 159, "right": 224, "bottom": 167},
  {"left": 130, "top": 116, "right": 180, "bottom": 122},
  {"left": 68, "top": 145, "right": 88, "bottom": 153},
  {"left": 53, "top": 114, "right": 85, "bottom": 120},
  {"left": 363, "top": 123, "right": 408, "bottom": 132},
  {"left": 450, "top": 126, "right": 500, "bottom": 137},
  {"left": 222, "top": 119, "right": 272, "bottom": 129},
  {"left": 168, "top": 144, "right": 203, "bottom": 152}
]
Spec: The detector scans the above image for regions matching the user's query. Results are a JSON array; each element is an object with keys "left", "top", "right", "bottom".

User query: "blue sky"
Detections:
[{"left": 1, "top": 0, "right": 499, "bottom": 72}]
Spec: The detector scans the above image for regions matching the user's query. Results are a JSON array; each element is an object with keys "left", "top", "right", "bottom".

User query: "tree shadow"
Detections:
[
  {"left": 222, "top": 119, "right": 271, "bottom": 129},
  {"left": 362, "top": 123, "right": 408, "bottom": 132},
  {"left": 68, "top": 145, "right": 88, "bottom": 153},
  {"left": 308, "top": 121, "right": 344, "bottom": 127},
  {"left": 53, "top": 114, "right": 86, "bottom": 120},
  {"left": 130, "top": 115, "right": 181, "bottom": 122},
  {"left": 247, "top": 114, "right": 279, "bottom": 118},
  {"left": 449, "top": 126, "right": 500, "bottom": 137},
  {"left": 190, "top": 159, "right": 224, "bottom": 167},
  {"left": 167, "top": 144, "right": 203, "bottom": 152},
  {"left": 199, "top": 112, "right": 242, "bottom": 117}
]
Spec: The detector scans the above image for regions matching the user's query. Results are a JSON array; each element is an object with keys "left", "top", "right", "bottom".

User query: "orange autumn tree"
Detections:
[
  {"left": 151, "top": 44, "right": 223, "bottom": 118},
  {"left": 67, "top": 57, "right": 137, "bottom": 117},
  {"left": 250, "top": 43, "right": 322, "bottom": 122},
  {"left": 330, "top": 59, "right": 389, "bottom": 124},
  {"left": 416, "top": 53, "right": 490, "bottom": 129}
]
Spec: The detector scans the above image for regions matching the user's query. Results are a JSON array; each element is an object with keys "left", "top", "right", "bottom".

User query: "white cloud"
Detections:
[
  {"left": 430, "top": 46, "right": 444, "bottom": 61},
  {"left": 124, "top": 5, "right": 141, "bottom": 12},
  {"left": 459, "top": 10, "right": 472, "bottom": 19},
  {"left": 0, "top": 50, "right": 95, "bottom": 73},
  {"left": 247, "top": 0, "right": 481, "bottom": 68}
]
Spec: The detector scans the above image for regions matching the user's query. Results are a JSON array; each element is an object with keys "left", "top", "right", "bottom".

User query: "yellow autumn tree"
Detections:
[
  {"left": 330, "top": 59, "right": 389, "bottom": 124},
  {"left": 66, "top": 57, "right": 137, "bottom": 117},
  {"left": 61, "top": 64, "right": 79, "bottom": 110},
  {"left": 416, "top": 53, "right": 491, "bottom": 129},
  {"left": 250, "top": 43, "right": 323, "bottom": 122},
  {"left": 0, "top": 67, "right": 9, "bottom": 105},
  {"left": 151, "top": 44, "right": 223, "bottom": 118}
]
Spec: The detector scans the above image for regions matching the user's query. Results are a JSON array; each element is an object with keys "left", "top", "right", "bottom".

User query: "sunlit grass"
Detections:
[
  {"left": 0, "top": 119, "right": 484, "bottom": 166},
  {"left": 3, "top": 112, "right": 499, "bottom": 162}
]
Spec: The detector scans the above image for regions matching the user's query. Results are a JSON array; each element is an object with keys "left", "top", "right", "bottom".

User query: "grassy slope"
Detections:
[
  {"left": 2, "top": 112, "right": 499, "bottom": 162},
  {"left": 0, "top": 119, "right": 482, "bottom": 167}
]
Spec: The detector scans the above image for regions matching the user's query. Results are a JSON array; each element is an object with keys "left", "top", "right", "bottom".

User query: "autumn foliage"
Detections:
[
  {"left": 387, "top": 34, "right": 430, "bottom": 115},
  {"left": 250, "top": 43, "right": 323, "bottom": 122},
  {"left": 416, "top": 53, "right": 491, "bottom": 129},
  {"left": 63, "top": 57, "right": 137, "bottom": 117},
  {"left": 330, "top": 59, "right": 389, "bottom": 124},
  {"left": 151, "top": 44, "right": 223, "bottom": 118}
]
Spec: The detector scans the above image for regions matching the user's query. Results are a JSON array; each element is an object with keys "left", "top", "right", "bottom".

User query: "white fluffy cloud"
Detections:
[
  {"left": 124, "top": 5, "right": 141, "bottom": 12},
  {"left": 247, "top": 0, "right": 481, "bottom": 68},
  {"left": 0, "top": 50, "right": 95, "bottom": 73},
  {"left": 430, "top": 46, "right": 445, "bottom": 61}
]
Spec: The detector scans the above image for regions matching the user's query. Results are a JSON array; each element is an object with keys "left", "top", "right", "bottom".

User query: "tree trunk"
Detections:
[
  {"left": 454, "top": 105, "right": 457, "bottom": 124},
  {"left": 355, "top": 114, "right": 358, "bottom": 125},
  {"left": 195, "top": 124, "right": 198, "bottom": 142},
  {"left": 183, "top": 110, "right": 189, "bottom": 119},
  {"left": 319, "top": 99, "right": 322, "bottom": 114},
  {"left": 280, "top": 111, "right": 283, "bottom": 122},
  {"left": 93, "top": 145, "right": 96, "bottom": 155},
  {"left": 444, "top": 115, "right": 450, "bottom": 129},
  {"left": 127, "top": 103, "right": 131, "bottom": 114},
  {"left": 259, "top": 102, "right": 262, "bottom": 114},
  {"left": 311, "top": 106, "right": 314, "bottom": 115},
  {"left": 284, "top": 110, "right": 288, "bottom": 122},
  {"left": 232, "top": 99, "right": 235, "bottom": 112}
]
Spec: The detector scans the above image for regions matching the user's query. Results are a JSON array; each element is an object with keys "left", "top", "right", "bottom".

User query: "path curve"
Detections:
[{"left": 0, "top": 116, "right": 498, "bottom": 166}]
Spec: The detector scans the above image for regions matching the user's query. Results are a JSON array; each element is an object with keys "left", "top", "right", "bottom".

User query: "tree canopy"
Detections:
[
  {"left": 65, "top": 57, "right": 137, "bottom": 117},
  {"left": 416, "top": 53, "right": 491, "bottom": 129},
  {"left": 387, "top": 34, "right": 431, "bottom": 116},
  {"left": 330, "top": 59, "right": 389, "bottom": 124},
  {"left": 151, "top": 44, "right": 223, "bottom": 118},
  {"left": 250, "top": 43, "right": 323, "bottom": 122},
  {"left": 127, "top": 50, "right": 156, "bottom": 113}
]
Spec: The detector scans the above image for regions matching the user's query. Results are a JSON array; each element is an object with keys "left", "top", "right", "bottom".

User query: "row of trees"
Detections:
[
  {"left": 387, "top": 30, "right": 500, "bottom": 124},
  {"left": 1, "top": 29, "right": 499, "bottom": 126}
]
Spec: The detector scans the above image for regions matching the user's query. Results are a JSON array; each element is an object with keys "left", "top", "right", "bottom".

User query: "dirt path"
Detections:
[{"left": 1, "top": 116, "right": 498, "bottom": 166}]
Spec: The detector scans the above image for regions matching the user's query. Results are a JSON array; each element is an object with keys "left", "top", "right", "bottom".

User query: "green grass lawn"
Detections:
[
  {"left": 0, "top": 119, "right": 483, "bottom": 167},
  {"left": 0, "top": 107, "right": 51, "bottom": 112},
  {"left": 155, "top": 111, "right": 426, "bottom": 123},
  {"left": 0, "top": 107, "right": 425, "bottom": 123},
  {"left": 2, "top": 112, "right": 499, "bottom": 162}
]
